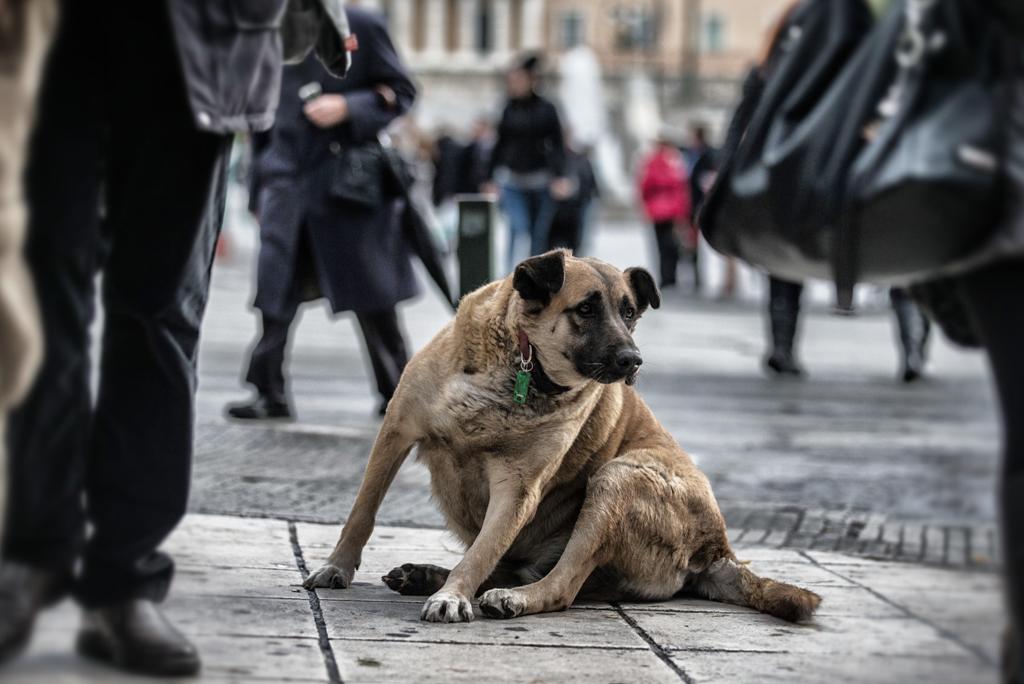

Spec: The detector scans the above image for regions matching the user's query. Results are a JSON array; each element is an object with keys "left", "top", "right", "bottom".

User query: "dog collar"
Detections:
[{"left": 514, "top": 330, "right": 570, "bottom": 404}]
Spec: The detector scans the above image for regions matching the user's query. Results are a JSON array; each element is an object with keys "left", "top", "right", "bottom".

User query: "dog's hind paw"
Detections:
[
  {"left": 478, "top": 589, "right": 528, "bottom": 619},
  {"left": 382, "top": 563, "right": 450, "bottom": 596},
  {"left": 421, "top": 590, "right": 475, "bottom": 623},
  {"left": 303, "top": 563, "right": 354, "bottom": 590}
]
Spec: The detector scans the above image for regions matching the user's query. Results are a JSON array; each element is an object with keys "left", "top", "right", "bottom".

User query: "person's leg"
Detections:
[
  {"left": 721, "top": 257, "right": 738, "bottom": 299},
  {"left": 528, "top": 188, "right": 557, "bottom": 257},
  {"left": 501, "top": 185, "right": 530, "bottom": 271},
  {"left": 764, "top": 276, "right": 805, "bottom": 376},
  {"left": 958, "top": 260, "right": 1024, "bottom": 682},
  {"left": 226, "top": 312, "right": 296, "bottom": 420},
  {"left": 653, "top": 221, "right": 678, "bottom": 288},
  {"left": 354, "top": 308, "right": 410, "bottom": 413},
  {"left": 70, "top": 0, "right": 231, "bottom": 617},
  {"left": 78, "top": 113, "right": 229, "bottom": 612},
  {"left": 890, "top": 287, "right": 930, "bottom": 383},
  {"left": 245, "top": 314, "right": 294, "bottom": 401}
]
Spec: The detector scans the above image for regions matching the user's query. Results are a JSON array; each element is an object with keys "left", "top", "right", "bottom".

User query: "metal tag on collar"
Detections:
[{"left": 513, "top": 343, "right": 534, "bottom": 405}]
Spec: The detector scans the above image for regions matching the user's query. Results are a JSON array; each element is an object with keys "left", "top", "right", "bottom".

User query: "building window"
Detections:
[
  {"left": 611, "top": 5, "right": 658, "bottom": 52},
  {"left": 703, "top": 13, "right": 725, "bottom": 53},
  {"left": 476, "top": 0, "right": 492, "bottom": 52},
  {"left": 559, "top": 10, "right": 584, "bottom": 50},
  {"left": 412, "top": 0, "right": 426, "bottom": 51}
]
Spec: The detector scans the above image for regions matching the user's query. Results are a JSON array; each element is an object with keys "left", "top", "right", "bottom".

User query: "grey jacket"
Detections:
[{"left": 166, "top": 0, "right": 350, "bottom": 135}]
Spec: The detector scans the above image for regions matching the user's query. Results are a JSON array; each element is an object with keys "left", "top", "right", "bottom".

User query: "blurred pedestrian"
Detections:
[
  {"left": 0, "top": 0, "right": 52, "bottom": 543},
  {"left": 226, "top": 7, "right": 417, "bottom": 421},
  {"left": 459, "top": 117, "right": 495, "bottom": 196},
  {"left": 638, "top": 128, "right": 692, "bottom": 289},
  {"left": 0, "top": 0, "right": 349, "bottom": 675},
  {"left": 431, "top": 127, "right": 462, "bottom": 208},
  {"left": 547, "top": 131, "right": 599, "bottom": 254},
  {"left": 684, "top": 123, "right": 722, "bottom": 296},
  {"left": 482, "top": 53, "right": 570, "bottom": 270}
]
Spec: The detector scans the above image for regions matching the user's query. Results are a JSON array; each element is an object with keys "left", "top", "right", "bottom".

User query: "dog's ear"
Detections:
[
  {"left": 513, "top": 250, "right": 566, "bottom": 306},
  {"left": 625, "top": 267, "right": 660, "bottom": 312}
]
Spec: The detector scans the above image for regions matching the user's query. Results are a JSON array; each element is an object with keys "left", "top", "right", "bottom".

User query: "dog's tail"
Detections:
[{"left": 691, "top": 557, "right": 821, "bottom": 623}]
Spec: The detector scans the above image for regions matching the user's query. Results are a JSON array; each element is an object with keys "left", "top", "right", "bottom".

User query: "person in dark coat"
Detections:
[
  {"left": 0, "top": 0, "right": 325, "bottom": 675},
  {"left": 482, "top": 53, "right": 570, "bottom": 270},
  {"left": 227, "top": 7, "right": 418, "bottom": 420}
]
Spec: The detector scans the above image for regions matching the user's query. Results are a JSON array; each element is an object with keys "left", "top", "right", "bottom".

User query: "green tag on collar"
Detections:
[{"left": 513, "top": 369, "right": 531, "bottom": 404}]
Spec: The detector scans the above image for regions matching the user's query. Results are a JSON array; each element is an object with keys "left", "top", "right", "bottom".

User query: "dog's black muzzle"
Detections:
[{"left": 591, "top": 347, "right": 643, "bottom": 385}]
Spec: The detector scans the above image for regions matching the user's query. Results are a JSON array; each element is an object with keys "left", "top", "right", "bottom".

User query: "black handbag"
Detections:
[
  {"left": 701, "top": 0, "right": 1016, "bottom": 310},
  {"left": 329, "top": 141, "right": 386, "bottom": 208}
]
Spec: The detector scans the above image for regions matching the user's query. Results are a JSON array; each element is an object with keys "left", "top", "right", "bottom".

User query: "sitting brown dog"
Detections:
[{"left": 305, "top": 250, "right": 821, "bottom": 623}]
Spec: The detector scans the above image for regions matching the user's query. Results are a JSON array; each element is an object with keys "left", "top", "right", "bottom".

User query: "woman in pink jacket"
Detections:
[{"left": 639, "top": 133, "right": 692, "bottom": 288}]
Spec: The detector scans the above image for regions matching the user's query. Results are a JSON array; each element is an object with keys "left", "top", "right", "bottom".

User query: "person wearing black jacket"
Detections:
[
  {"left": 483, "top": 54, "right": 570, "bottom": 270},
  {"left": 226, "top": 8, "right": 417, "bottom": 421},
  {"left": 0, "top": 0, "right": 340, "bottom": 675}
]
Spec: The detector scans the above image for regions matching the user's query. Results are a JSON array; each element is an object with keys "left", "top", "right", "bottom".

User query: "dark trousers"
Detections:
[
  {"left": 1, "top": 1, "right": 230, "bottom": 607},
  {"left": 653, "top": 220, "right": 680, "bottom": 288},
  {"left": 246, "top": 308, "right": 409, "bottom": 404},
  {"left": 959, "top": 260, "right": 1024, "bottom": 665}
]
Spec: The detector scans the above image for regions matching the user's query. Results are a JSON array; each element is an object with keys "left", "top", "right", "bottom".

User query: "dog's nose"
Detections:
[{"left": 614, "top": 349, "right": 643, "bottom": 374}]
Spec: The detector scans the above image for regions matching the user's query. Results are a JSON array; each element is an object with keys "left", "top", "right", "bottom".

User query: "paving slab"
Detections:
[
  {"left": 671, "top": 651, "right": 991, "bottom": 684},
  {"left": 163, "top": 595, "right": 313, "bottom": 639},
  {"left": 626, "top": 611, "right": 971, "bottom": 658},
  {"left": 332, "top": 641, "right": 680, "bottom": 683},
  {"left": 321, "top": 599, "right": 644, "bottom": 649},
  {"left": 174, "top": 565, "right": 307, "bottom": 600}
]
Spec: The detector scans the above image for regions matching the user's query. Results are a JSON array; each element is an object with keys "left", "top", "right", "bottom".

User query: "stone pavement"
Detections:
[{"left": 4, "top": 514, "right": 1004, "bottom": 683}]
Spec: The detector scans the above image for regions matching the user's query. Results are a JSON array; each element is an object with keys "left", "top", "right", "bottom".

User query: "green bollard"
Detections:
[{"left": 456, "top": 194, "right": 497, "bottom": 300}]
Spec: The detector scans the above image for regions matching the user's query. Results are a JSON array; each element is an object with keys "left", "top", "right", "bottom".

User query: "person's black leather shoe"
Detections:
[
  {"left": 764, "top": 350, "right": 805, "bottom": 377},
  {"left": 0, "top": 562, "right": 70, "bottom": 667},
  {"left": 76, "top": 599, "right": 200, "bottom": 676},
  {"left": 225, "top": 395, "right": 292, "bottom": 420}
]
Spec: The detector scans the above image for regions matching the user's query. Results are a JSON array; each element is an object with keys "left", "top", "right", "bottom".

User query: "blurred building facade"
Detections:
[{"left": 348, "top": 0, "right": 789, "bottom": 138}]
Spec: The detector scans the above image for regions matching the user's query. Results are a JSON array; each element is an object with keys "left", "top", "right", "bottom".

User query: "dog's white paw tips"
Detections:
[
  {"left": 303, "top": 564, "right": 354, "bottom": 590},
  {"left": 478, "top": 588, "right": 528, "bottom": 619},
  {"left": 421, "top": 591, "right": 475, "bottom": 623}
]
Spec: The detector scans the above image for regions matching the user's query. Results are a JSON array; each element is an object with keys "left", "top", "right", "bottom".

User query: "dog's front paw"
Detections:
[
  {"left": 478, "top": 588, "right": 528, "bottom": 619},
  {"left": 303, "top": 563, "right": 354, "bottom": 590},
  {"left": 421, "top": 590, "right": 475, "bottom": 623}
]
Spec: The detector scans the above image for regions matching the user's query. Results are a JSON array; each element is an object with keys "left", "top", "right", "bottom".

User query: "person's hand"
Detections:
[
  {"left": 303, "top": 94, "right": 349, "bottom": 128},
  {"left": 550, "top": 177, "right": 573, "bottom": 200},
  {"left": 480, "top": 182, "right": 500, "bottom": 198}
]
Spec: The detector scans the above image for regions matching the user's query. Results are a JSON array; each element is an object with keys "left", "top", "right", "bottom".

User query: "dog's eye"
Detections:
[
  {"left": 623, "top": 307, "right": 636, "bottom": 321},
  {"left": 577, "top": 303, "right": 595, "bottom": 317}
]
